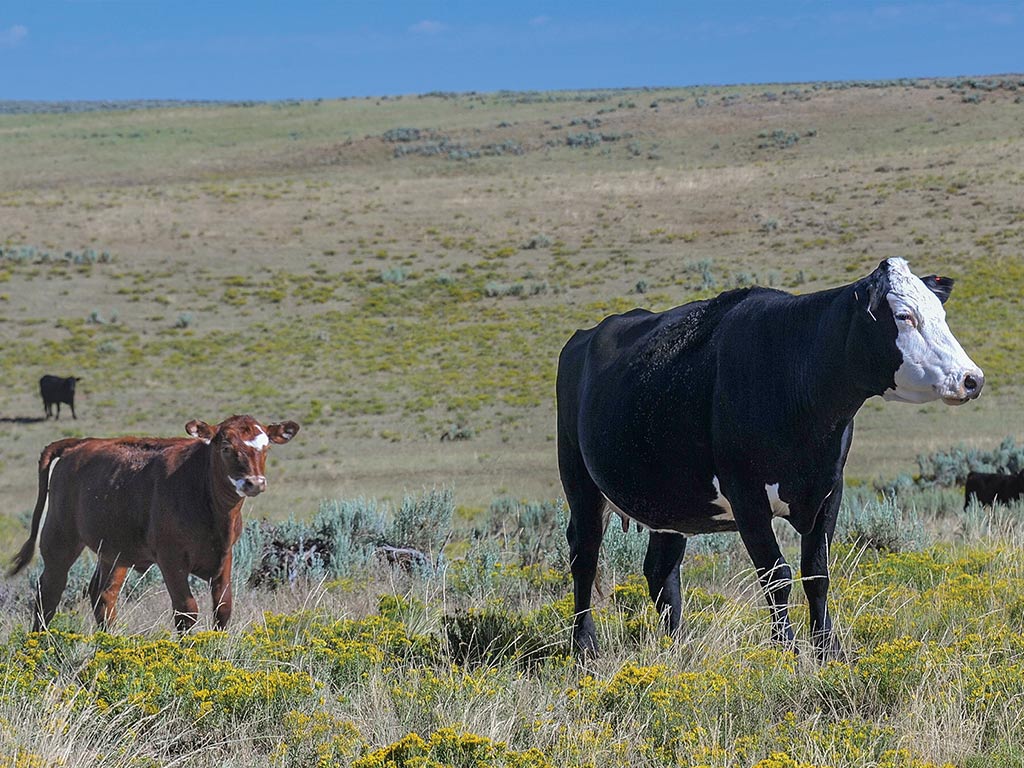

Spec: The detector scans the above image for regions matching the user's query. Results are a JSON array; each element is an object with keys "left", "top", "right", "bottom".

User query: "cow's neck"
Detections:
[
  {"left": 197, "top": 447, "right": 246, "bottom": 546},
  {"left": 774, "top": 284, "right": 877, "bottom": 435}
]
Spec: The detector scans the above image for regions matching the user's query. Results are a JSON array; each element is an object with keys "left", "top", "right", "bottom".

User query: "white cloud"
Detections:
[
  {"left": 409, "top": 20, "right": 446, "bottom": 35},
  {"left": 0, "top": 24, "right": 27, "bottom": 48}
]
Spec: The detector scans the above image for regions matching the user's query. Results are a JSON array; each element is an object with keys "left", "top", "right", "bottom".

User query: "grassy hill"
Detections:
[
  {"left": 1, "top": 77, "right": 1022, "bottom": 526},
  {"left": 2, "top": 76, "right": 1024, "bottom": 768}
]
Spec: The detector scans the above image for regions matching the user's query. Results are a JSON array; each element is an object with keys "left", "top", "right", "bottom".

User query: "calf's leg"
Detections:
[
  {"left": 161, "top": 565, "right": 199, "bottom": 634},
  {"left": 211, "top": 553, "right": 233, "bottom": 630},
  {"left": 34, "top": 543, "right": 84, "bottom": 631},
  {"left": 88, "top": 558, "right": 129, "bottom": 629}
]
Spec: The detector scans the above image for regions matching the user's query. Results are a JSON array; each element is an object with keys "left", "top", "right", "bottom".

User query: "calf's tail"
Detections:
[{"left": 9, "top": 439, "right": 81, "bottom": 576}]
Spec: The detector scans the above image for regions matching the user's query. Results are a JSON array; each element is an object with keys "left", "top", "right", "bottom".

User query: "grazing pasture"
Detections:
[{"left": 0, "top": 77, "right": 1023, "bottom": 765}]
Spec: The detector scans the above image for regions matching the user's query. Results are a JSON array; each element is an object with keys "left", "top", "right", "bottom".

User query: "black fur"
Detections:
[{"left": 556, "top": 260, "right": 931, "bottom": 660}]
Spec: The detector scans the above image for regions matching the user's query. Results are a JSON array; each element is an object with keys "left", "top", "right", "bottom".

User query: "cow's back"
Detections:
[
  {"left": 47, "top": 437, "right": 199, "bottom": 561},
  {"left": 557, "top": 291, "right": 754, "bottom": 528}
]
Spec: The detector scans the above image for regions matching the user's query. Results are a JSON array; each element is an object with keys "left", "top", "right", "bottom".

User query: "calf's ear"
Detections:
[
  {"left": 186, "top": 420, "right": 216, "bottom": 444},
  {"left": 266, "top": 421, "right": 300, "bottom": 444},
  {"left": 920, "top": 274, "right": 954, "bottom": 304}
]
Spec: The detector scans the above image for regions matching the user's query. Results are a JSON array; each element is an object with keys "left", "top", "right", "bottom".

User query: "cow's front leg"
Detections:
[
  {"left": 211, "top": 553, "right": 233, "bottom": 630},
  {"left": 162, "top": 564, "right": 199, "bottom": 634},
  {"left": 643, "top": 531, "right": 687, "bottom": 635},
  {"left": 801, "top": 480, "right": 845, "bottom": 662},
  {"left": 728, "top": 480, "right": 796, "bottom": 649}
]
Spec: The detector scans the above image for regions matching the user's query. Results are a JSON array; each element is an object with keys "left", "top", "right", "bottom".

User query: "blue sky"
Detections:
[{"left": 1, "top": 1, "right": 1021, "bottom": 100}]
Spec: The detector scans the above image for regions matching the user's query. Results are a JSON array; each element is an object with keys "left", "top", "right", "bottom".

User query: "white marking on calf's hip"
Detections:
[{"left": 36, "top": 457, "right": 60, "bottom": 546}]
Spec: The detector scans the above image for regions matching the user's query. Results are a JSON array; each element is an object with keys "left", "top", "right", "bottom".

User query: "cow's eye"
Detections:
[{"left": 894, "top": 311, "right": 916, "bottom": 326}]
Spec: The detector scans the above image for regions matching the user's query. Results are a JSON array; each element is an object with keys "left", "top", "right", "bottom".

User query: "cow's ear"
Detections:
[
  {"left": 859, "top": 261, "right": 891, "bottom": 320},
  {"left": 920, "top": 274, "right": 954, "bottom": 304},
  {"left": 266, "top": 421, "right": 300, "bottom": 444},
  {"left": 186, "top": 420, "right": 216, "bottom": 444}
]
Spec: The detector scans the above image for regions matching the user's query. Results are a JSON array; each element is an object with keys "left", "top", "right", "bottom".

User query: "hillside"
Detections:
[{"left": 1, "top": 78, "right": 1022, "bottom": 525}]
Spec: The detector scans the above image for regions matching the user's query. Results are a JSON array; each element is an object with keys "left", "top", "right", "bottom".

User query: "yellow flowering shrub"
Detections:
[
  {"left": 351, "top": 727, "right": 553, "bottom": 768},
  {"left": 82, "top": 632, "right": 316, "bottom": 722},
  {"left": 270, "top": 710, "right": 362, "bottom": 768}
]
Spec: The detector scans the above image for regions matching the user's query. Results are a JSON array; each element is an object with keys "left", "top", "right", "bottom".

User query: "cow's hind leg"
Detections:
[
  {"left": 88, "top": 558, "right": 129, "bottom": 630},
  {"left": 34, "top": 543, "right": 84, "bottom": 631},
  {"left": 643, "top": 532, "right": 688, "bottom": 635},
  {"left": 560, "top": 446, "right": 606, "bottom": 655}
]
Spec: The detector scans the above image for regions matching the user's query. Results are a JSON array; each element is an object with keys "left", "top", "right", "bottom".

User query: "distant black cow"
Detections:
[
  {"left": 964, "top": 470, "right": 1024, "bottom": 509},
  {"left": 557, "top": 258, "right": 983, "bottom": 661},
  {"left": 39, "top": 375, "right": 79, "bottom": 420}
]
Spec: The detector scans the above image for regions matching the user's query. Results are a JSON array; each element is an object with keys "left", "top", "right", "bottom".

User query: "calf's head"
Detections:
[
  {"left": 186, "top": 415, "right": 300, "bottom": 497},
  {"left": 860, "top": 258, "right": 983, "bottom": 405}
]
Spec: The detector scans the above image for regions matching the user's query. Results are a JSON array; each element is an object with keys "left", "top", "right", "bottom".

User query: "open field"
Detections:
[
  {"left": 2, "top": 77, "right": 1023, "bottom": 521},
  {"left": 1, "top": 77, "right": 1023, "bottom": 766}
]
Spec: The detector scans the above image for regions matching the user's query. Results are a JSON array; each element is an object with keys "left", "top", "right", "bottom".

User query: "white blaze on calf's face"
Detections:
[
  {"left": 881, "top": 258, "right": 983, "bottom": 406},
  {"left": 228, "top": 427, "right": 269, "bottom": 496},
  {"left": 244, "top": 429, "right": 269, "bottom": 451}
]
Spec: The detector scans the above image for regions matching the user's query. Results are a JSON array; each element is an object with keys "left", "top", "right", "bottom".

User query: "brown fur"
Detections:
[{"left": 9, "top": 415, "right": 298, "bottom": 633}]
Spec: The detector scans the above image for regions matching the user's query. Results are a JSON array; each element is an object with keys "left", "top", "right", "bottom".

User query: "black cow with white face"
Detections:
[
  {"left": 40, "top": 375, "right": 80, "bottom": 420},
  {"left": 557, "top": 258, "right": 983, "bottom": 660}
]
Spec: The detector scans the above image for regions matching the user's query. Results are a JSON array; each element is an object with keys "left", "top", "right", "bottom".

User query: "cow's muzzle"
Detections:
[
  {"left": 941, "top": 368, "right": 985, "bottom": 405},
  {"left": 232, "top": 475, "right": 267, "bottom": 497}
]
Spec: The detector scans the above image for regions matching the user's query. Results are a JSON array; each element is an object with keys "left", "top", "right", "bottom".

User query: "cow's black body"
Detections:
[
  {"left": 964, "top": 470, "right": 1024, "bottom": 509},
  {"left": 557, "top": 266, "right": 915, "bottom": 660},
  {"left": 39, "top": 375, "right": 79, "bottom": 420}
]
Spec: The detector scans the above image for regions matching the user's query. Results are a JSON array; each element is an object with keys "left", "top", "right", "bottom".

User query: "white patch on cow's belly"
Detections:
[
  {"left": 709, "top": 476, "right": 790, "bottom": 522},
  {"left": 600, "top": 477, "right": 790, "bottom": 532}
]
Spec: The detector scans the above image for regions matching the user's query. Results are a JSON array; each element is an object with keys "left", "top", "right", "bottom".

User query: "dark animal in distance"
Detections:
[
  {"left": 964, "top": 470, "right": 1024, "bottom": 509},
  {"left": 9, "top": 415, "right": 299, "bottom": 633},
  {"left": 39, "top": 375, "right": 80, "bottom": 420},
  {"left": 557, "top": 258, "right": 983, "bottom": 660}
]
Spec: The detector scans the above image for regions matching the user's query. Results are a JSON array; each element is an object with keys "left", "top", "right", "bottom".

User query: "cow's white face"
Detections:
[{"left": 881, "top": 258, "right": 983, "bottom": 405}]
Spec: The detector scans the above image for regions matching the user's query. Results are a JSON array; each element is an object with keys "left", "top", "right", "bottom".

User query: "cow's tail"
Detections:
[{"left": 9, "top": 439, "right": 82, "bottom": 576}]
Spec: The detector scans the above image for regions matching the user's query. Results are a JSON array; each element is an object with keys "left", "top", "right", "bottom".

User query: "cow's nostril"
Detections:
[{"left": 964, "top": 375, "right": 978, "bottom": 392}]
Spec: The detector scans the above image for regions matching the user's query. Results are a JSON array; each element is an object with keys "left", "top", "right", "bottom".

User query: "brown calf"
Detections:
[{"left": 9, "top": 415, "right": 299, "bottom": 633}]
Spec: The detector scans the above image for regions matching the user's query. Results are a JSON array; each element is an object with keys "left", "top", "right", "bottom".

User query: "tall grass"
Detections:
[{"left": 4, "top": 487, "right": 1024, "bottom": 766}]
